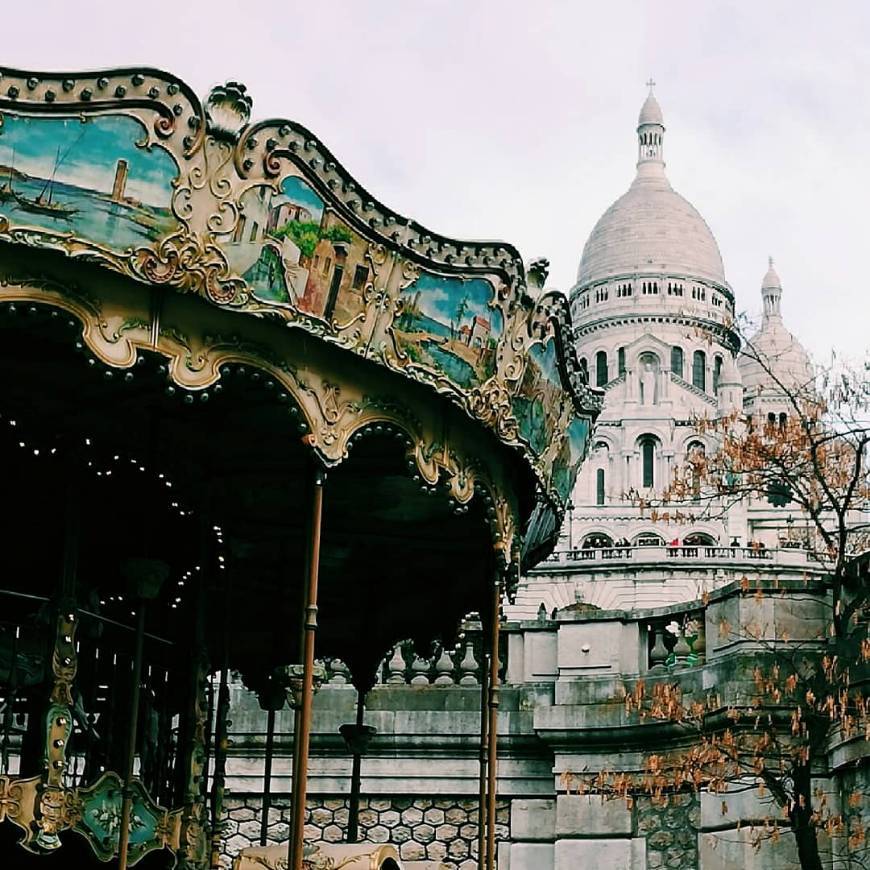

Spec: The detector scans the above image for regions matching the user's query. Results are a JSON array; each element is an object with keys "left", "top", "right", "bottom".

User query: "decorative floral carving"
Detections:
[{"left": 129, "top": 230, "right": 247, "bottom": 306}]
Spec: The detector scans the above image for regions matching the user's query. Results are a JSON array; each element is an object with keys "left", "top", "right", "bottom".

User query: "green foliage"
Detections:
[
  {"left": 322, "top": 224, "right": 352, "bottom": 243},
  {"left": 272, "top": 219, "right": 353, "bottom": 259},
  {"left": 273, "top": 220, "right": 320, "bottom": 258}
]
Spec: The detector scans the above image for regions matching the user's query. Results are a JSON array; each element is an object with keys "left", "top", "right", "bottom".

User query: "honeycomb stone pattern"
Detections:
[{"left": 220, "top": 795, "right": 510, "bottom": 869}]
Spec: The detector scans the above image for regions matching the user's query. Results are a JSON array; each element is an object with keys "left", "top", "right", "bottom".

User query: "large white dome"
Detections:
[
  {"left": 576, "top": 88, "right": 727, "bottom": 290},
  {"left": 577, "top": 176, "right": 727, "bottom": 287}
]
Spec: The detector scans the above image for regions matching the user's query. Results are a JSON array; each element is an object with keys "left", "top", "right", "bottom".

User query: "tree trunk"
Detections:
[{"left": 789, "top": 764, "right": 824, "bottom": 870}]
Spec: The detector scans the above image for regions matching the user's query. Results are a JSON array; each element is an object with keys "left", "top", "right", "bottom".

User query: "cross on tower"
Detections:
[{"left": 646, "top": 77, "right": 656, "bottom": 92}]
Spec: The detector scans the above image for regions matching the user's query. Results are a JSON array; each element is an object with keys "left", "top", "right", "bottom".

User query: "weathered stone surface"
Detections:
[
  {"left": 423, "top": 808, "right": 445, "bottom": 825},
  {"left": 556, "top": 794, "right": 632, "bottom": 837},
  {"left": 435, "top": 823, "right": 458, "bottom": 841},
  {"left": 310, "top": 807, "right": 333, "bottom": 827},
  {"left": 391, "top": 824, "right": 413, "bottom": 843},
  {"left": 400, "top": 840, "right": 426, "bottom": 861},
  {"left": 322, "top": 824, "right": 343, "bottom": 843},
  {"left": 414, "top": 823, "right": 436, "bottom": 844},
  {"left": 368, "top": 824, "right": 389, "bottom": 843},
  {"left": 402, "top": 807, "right": 425, "bottom": 825},
  {"left": 555, "top": 839, "right": 631, "bottom": 869},
  {"left": 426, "top": 840, "right": 448, "bottom": 861},
  {"left": 381, "top": 810, "right": 401, "bottom": 828},
  {"left": 267, "top": 821, "right": 289, "bottom": 840},
  {"left": 448, "top": 838, "right": 470, "bottom": 859},
  {"left": 511, "top": 798, "right": 556, "bottom": 841},
  {"left": 511, "top": 842, "right": 554, "bottom": 870},
  {"left": 229, "top": 807, "right": 257, "bottom": 822}
]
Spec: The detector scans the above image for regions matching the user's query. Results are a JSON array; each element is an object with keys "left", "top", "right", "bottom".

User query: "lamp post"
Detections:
[
  {"left": 339, "top": 693, "right": 376, "bottom": 843},
  {"left": 117, "top": 558, "right": 168, "bottom": 870}
]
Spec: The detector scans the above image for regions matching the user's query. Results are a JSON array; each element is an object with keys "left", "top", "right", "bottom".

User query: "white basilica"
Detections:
[{"left": 510, "top": 86, "right": 819, "bottom": 618}]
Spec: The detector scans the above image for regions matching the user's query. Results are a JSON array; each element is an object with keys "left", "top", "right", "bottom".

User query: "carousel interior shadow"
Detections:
[{"left": 0, "top": 301, "right": 496, "bottom": 866}]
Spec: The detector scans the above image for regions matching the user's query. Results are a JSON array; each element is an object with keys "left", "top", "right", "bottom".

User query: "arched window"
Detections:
[
  {"left": 692, "top": 350, "right": 706, "bottom": 391},
  {"left": 618, "top": 347, "right": 626, "bottom": 377},
  {"left": 779, "top": 412, "right": 787, "bottom": 429},
  {"left": 684, "top": 532, "right": 716, "bottom": 546},
  {"left": 596, "top": 350, "right": 608, "bottom": 387},
  {"left": 687, "top": 441, "right": 705, "bottom": 500},
  {"left": 671, "top": 346, "right": 684, "bottom": 378},
  {"left": 596, "top": 468, "right": 605, "bottom": 506},
  {"left": 634, "top": 532, "right": 664, "bottom": 547},
  {"left": 639, "top": 435, "right": 657, "bottom": 488},
  {"left": 579, "top": 356, "right": 588, "bottom": 382},
  {"left": 713, "top": 356, "right": 723, "bottom": 391}
]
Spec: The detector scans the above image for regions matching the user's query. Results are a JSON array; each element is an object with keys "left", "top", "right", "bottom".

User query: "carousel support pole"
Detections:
[
  {"left": 259, "top": 707, "right": 276, "bottom": 846},
  {"left": 289, "top": 467, "right": 326, "bottom": 870},
  {"left": 485, "top": 576, "right": 502, "bottom": 870},
  {"left": 477, "top": 646, "right": 489, "bottom": 870},
  {"left": 117, "top": 603, "right": 147, "bottom": 870},
  {"left": 209, "top": 666, "right": 231, "bottom": 868}
]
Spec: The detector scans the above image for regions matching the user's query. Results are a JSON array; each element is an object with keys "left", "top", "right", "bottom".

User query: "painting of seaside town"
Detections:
[
  {"left": 224, "top": 175, "right": 373, "bottom": 325},
  {"left": 512, "top": 340, "right": 568, "bottom": 455},
  {"left": 394, "top": 273, "right": 500, "bottom": 389},
  {"left": 0, "top": 112, "right": 178, "bottom": 249}
]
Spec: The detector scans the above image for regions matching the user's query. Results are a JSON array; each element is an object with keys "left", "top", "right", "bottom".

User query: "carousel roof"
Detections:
[{"left": 0, "top": 65, "right": 601, "bottom": 684}]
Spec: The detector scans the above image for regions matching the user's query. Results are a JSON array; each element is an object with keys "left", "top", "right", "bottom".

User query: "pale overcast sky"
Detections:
[{"left": 3, "top": 1, "right": 868, "bottom": 360}]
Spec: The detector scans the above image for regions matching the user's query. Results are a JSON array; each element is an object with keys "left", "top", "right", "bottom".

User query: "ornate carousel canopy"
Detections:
[{"left": 0, "top": 66, "right": 600, "bottom": 867}]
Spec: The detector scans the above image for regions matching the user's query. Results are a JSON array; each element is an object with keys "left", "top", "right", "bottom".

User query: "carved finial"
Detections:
[
  {"left": 205, "top": 81, "right": 253, "bottom": 142},
  {"left": 646, "top": 77, "right": 656, "bottom": 93},
  {"left": 526, "top": 257, "right": 550, "bottom": 292}
]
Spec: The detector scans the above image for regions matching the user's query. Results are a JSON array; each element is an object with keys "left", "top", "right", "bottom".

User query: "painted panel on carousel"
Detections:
[
  {"left": 512, "top": 340, "right": 567, "bottom": 456},
  {"left": 551, "top": 415, "right": 591, "bottom": 502},
  {"left": 0, "top": 112, "right": 179, "bottom": 249},
  {"left": 221, "top": 174, "right": 373, "bottom": 326},
  {"left": 394, "top": 273, "right": 501, "bottom": 389}
]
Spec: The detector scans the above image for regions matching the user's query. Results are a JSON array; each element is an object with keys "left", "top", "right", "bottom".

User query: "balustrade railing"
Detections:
[
  {"left": 321, "top": 626, "right": 505, "bottom": 688},
  {"left": 645, "top": 608, "right": 706, "bottom": 673},
  {"left": 541, "top": 543, "right": 817, "bottom": 566}
]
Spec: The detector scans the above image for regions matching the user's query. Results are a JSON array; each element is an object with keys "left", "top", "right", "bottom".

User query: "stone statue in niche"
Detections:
[{"left": 640, "top": 362, "right": 656, "bottom": 405}]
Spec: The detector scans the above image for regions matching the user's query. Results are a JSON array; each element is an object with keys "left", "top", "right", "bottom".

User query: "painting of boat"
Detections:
[{"left": 0, "top": 112, "right": 178, "bottom": 248}]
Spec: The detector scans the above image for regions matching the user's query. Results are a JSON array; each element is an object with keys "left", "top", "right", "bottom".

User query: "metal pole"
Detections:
[
  {"left": 485, "top": 578, "right": 502, "bottom": 870},
  {"left": 260, "top": 707, "right": 276, "bottom": 846},
  {"left": 209, "top": 667, "right": 230, "bottom": 868},
  {"left": 117, "top": 603, "right": 146, "bottom": 870},
  {"left": 346, "top": 693, "right": 365, "bottom": 843},
  {"left": 289, "top": 468, "right": 325, "bottom": 870},
  {"left": 477, "top": 644, "right": 489, "bottom": 870}
]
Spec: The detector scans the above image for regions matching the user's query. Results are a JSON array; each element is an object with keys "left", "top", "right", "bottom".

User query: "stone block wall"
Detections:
[{"left": 220, "top": 795, "right": 510, "bottom": 869}]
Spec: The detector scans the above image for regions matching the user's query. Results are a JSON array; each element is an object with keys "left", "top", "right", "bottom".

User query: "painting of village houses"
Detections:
[
  {"left": 393, "top": 273, "right": 500, "bottom": 389},
  {"left": 0, "top": 113, "right": 178, "bottom": 249},
  {"left": 223, "top": 174, "right": 373, "bottom": 324}
]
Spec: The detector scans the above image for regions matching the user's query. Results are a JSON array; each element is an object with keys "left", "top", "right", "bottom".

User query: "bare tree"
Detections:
[{"left": 574, "top": 319, "right": 869, "bottom": 868}]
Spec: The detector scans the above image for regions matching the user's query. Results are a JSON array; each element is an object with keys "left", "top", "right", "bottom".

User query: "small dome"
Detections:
[
  {"left": 638, "top": 92, "right": 664, "bottom": 127},
  {"left": 739, "top": 262, "right": 812, "bottom": 393}
]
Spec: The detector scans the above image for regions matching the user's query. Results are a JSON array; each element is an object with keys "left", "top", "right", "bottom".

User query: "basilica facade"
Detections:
[{"left": 509, "top": 87, "right": 819, "bottom": 618}]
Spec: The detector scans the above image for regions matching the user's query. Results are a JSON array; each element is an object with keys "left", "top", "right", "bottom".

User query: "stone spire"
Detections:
[
  {"left": 761, "top": 256, "right": 782, "bottom": 321},
  {"left": 636, "top": 79, "right": 666, "bottom": 183}
]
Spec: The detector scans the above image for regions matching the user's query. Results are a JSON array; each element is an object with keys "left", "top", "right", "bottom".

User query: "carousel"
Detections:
[{"left": 0, "top": 66, "right": 601, "bottom": 868}]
